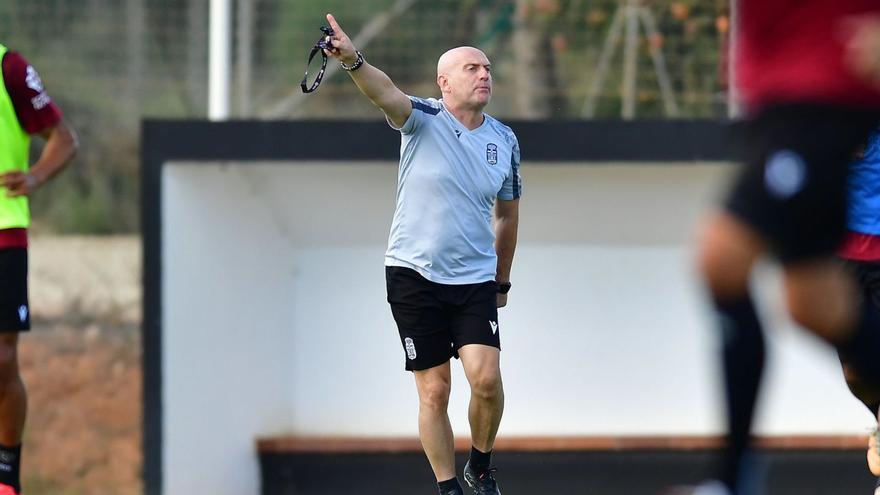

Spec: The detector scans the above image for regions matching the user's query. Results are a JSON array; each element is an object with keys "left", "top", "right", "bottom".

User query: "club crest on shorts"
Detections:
[
  {"left": 404, "top": 337, "right": 417, "bottom": 360},
  {"left": 764, "top": 149, "right": 806, "bottom": 199},
  {"left": 486, "top": 143, "right": 498, "bottom": 165},
  {"left": 17, "top": 305, "right": 27, "bottom": 323},
  {"left": 489, "top": 321, "right": 498, "bottom": 335}
]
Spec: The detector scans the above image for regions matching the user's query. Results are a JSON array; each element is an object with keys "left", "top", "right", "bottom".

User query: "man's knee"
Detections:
[
  {"left": 0, "top": 335, "right": 20, "bottom": 384},
  {"left": 697, "top": 214, "right": 763, "bottom": 299},
  {"left": 469, "top": 369, "right": 502, "bottom": 401},
  {"left": 698, "top": 242, "right": 743, "bottom": 297},
  {"left": 416, "top": 375, "right": 451, "bottom": 412},
  {"left": 784, "top": 263, "right": 856, "bottom": 342},
  {"left": 787, "top": 294, "right": 832, "bottom": 337}
]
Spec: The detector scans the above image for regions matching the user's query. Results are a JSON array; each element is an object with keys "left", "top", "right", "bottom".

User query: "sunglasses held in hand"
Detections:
[{"left": 300, "top": 26, "right": 334, "bottom": 94}]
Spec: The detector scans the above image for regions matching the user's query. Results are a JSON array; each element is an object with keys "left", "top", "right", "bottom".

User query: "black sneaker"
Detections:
[{"left": 463, "top": 460, "right": 501, "bottom": 495}]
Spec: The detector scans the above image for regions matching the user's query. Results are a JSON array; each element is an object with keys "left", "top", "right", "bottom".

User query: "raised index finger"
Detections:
[{"left": 326, "top": 13, "right": 345, "bottom": 36}]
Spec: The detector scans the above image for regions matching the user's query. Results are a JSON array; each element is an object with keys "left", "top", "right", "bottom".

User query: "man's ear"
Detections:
[{"left": 437, "top": 74, "right": 447, "bottom": 93}]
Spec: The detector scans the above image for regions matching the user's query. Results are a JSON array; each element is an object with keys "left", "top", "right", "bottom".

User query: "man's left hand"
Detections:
[
  {"left": 324, "top": 14, "right": 359, "bottom": 66},
  {"left": 1, "top": 172, "right": 39, "bottom": 197},
  {"left": 497, "top": 293, "right": 508, "bottom": 308}
]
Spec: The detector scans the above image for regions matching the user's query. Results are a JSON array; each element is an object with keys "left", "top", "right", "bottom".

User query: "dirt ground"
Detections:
[{"left": 18, "top": 236, "right": 142, "bottom": 495}]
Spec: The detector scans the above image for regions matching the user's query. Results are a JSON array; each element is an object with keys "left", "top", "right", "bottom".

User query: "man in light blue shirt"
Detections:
[
  {"left": 385, "top": 94, "right": 521, "bottom": 284},
  {"left": 324, "top": 13, "right": 520, "bottom": 495}
]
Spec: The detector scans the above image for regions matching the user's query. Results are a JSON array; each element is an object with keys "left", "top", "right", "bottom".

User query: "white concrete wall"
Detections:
[{"left": 161, "top": 161, "right": 873, "bottom": 495}]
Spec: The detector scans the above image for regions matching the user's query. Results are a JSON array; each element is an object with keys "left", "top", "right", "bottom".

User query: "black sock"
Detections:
[
  {"left": 437, "top": 477, "right": 462, "bottom": 494},
  {"left": 469, "top": 446, "right": 492, "bottom": 472},
  {"left": 838, "top": 302, "right": 880, "bottom": 387},
  {"left": 0, "top": 444, "right": 21, "bottom": 491},
  {"left": 715, "top": 294, "right": 765, "bottom": 493}
]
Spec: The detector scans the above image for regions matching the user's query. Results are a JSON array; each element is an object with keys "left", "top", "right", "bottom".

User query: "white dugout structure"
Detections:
[{"left": 142, "top": 120, "right": 874, "bottom": 495}]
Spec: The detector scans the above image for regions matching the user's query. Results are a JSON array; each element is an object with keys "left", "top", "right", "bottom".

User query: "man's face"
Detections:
[{"left": 439, "top": 50, "right": 492, "bottom": 109}]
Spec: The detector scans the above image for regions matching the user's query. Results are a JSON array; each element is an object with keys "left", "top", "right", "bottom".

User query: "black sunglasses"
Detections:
[{"left": 300, "top": 26, "right": 334, "bottom": 94}]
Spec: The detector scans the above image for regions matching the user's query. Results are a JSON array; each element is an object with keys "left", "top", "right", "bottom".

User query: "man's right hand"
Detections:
[
  {"left": 320, "top": 13, "right": 412, "bottom": 128},
  {"left": 324, "top": 14, "right": 359, "bottom": 67},
  {"left": 0, "top": 172, "right": 39, "bottom": 197}
]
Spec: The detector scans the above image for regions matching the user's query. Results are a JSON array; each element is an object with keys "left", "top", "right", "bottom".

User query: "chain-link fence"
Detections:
[
  {"left": 249, "top": 0, "right": 732, "bottom": 120},
  {"left": 0, "top": 0, "right": 731, "bottom": 233}
]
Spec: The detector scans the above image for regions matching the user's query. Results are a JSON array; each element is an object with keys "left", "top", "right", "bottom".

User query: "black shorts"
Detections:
[
  {"left": 386, "top": 266, "right": 500, "bottom": 371},
  {"left": 0, "top": 248, "right": 29, "bottom": 332},
  {"left": 724, "top": 104, "right": 879, "bottom": 263}
]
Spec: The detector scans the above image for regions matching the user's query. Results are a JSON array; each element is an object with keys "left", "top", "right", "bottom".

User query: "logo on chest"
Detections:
[{"left": 486, "top": 143, "right": 498, "bottom": 165}]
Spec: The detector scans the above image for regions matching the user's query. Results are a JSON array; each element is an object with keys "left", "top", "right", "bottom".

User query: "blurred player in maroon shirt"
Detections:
[
  {"left": 0, "top": 46, "right": 77, "bottom": 495},
  {"left": 682, "top": 2, "right": 880, "bottom": 495}
]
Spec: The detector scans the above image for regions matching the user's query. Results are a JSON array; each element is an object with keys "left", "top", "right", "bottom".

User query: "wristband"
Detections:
[{"left": 341, "top": 51, "right": 365, "bottom": 71}]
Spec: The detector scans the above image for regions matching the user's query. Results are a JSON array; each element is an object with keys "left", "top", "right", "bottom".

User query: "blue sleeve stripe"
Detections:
[
  {"left": 411, "top": 99, "right": 441, "bottom": 115},
  {"left": 511, "top": 150, "right": 521, "bottom": 199}
]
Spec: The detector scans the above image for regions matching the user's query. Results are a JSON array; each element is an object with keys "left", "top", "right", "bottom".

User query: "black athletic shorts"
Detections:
[
  {"left": 0, "top": 248, "right": 29, "bottom": 332},
  {"left": 386, "top": 266, "right": 500, "bottom": 371},
  {"left": 724, "top": 104, "right": 879, "bottom": 263}
]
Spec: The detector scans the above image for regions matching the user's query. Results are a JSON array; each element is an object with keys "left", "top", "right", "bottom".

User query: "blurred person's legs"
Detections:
[
  {"left": 0, "top": 247, "right": 28, "bottom": 494},
  {"left": 843, "top": 358, "right": 880, "bottom": 480},
  {"left": 697, "top": 212, "right": 766, "bottom": 494},
  {"left": 783, "top": 259, "right": 880, "bottom": 493},
  {"left": 838, "top": 260, "right": 880, "bottom": 414},
  {"left": 697, "top": 104, "right": 878, "bottom": 494},
  {"left": 836, "top": 259, "right": 880, "bottom": 482},
  {"left": 806, "top": 263, "right": 880, "bottom": 398},
  {"left": 0, "top": 334, "right": 24, "bottom": 443},
  {"left": 0, "top": 335, "right": 23, "bottom": 494}
]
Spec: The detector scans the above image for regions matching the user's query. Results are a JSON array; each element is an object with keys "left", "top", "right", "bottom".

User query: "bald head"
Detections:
[
  {"left": 437, "top": 46, "right": 489, "bottom": 77},
  {"left": 436, "top": 46, "right": 493, "bottom": 112}
]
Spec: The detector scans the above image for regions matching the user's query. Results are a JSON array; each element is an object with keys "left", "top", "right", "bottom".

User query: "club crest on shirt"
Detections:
[
  {"left": 25, "top": 66, "right": 44, "bottom": 92},
  {"left": 486, "top": 143, "right": 498, "bottom": 165}
]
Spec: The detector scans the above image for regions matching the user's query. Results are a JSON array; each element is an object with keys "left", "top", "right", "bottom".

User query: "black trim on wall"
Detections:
[
  {"left": 141, "top": 123, "right": 164, "bottom": 495},
  {"left": 143, "top": 119, "right": 734, "bottom": 164},
  {"left": 140, "top": 119, "right": 733, "bottom": 495},
  {"left": 260, "top": 450, "right": 874, "bottom": 495}
]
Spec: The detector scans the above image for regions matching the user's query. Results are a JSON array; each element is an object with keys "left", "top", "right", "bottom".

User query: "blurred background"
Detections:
[
  {"left": 1, "top": 1, "right": 740, "bottom": 495},
  {"left": 2, "top": 0, "right": 731, "bottom": 234}
]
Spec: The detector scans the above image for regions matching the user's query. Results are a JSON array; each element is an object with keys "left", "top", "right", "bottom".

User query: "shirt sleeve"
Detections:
[
  {"left": 388, "top": 96, "right": 441, "bottom": 135},
  {"left": 498, "top": 138, "right": 522, "bottom": 201},
  {"left": 2, "top": 51, "right": 62, "bottom": 135}
]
